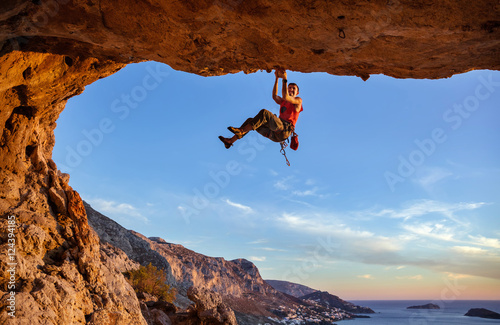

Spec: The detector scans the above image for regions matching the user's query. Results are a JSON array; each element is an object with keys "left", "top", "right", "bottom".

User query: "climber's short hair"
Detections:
[{"left": 289, "top": 82, "right": 299, "bottom": 93}]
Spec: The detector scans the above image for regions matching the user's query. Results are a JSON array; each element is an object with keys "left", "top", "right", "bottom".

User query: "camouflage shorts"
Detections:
[{"left": 242, "top": 109, "right": 293, "bottom": 142}]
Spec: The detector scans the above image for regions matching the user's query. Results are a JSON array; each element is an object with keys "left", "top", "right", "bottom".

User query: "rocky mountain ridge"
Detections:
[
  {"left": 266, "top": 280, "right": 375, "bottom": 315},
  {"left": 265, "top": 280, "right": 319, "bottom": 298},
  {"left": 85, "top": 202, "right": 282, "bottom": 309},
  {"left": 300, "top": 291, "right": 375, "bottom": 314},
  {"left": 86, "top": 202, "right": 374, "bottom": 324}
]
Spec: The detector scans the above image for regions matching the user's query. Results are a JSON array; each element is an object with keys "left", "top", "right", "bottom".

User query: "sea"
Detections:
[{"left": 347, "top": 300, "right": 500, "bottom": 325}]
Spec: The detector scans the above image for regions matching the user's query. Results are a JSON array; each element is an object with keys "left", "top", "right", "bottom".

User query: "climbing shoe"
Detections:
[
  {"left": 227, "top": 126, "right": 246, "bottom": 139},
  {"left": 218, "top": 136, "right": 233, "bottom": 149}
]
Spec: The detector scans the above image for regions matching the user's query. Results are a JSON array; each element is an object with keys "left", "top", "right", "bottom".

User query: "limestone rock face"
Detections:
[
  {"left": 187, "top": 287, "right": 237, "bottom": 325},
  {"left": 0, "top": 158, "right": 146, "bottom": 323},
  {"left": 151, "top": 242, "right": 277, "bottom": 299},
  {"left": 86, "top": 203, "right": 282, "bottom": 309},
  {"left": 0, "top": 51, "right": 140, "bottom": 324},
  {"left": 0, "top": 1, "right": 499, "bottom": 324},
  {"left": 1, "top": 0, "right": 499, "bottom": 78}
]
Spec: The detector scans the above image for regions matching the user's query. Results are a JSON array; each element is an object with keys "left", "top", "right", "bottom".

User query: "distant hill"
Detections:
[
  {"left": 465, "top": 308, "right": 500, "bottom": 319},
  {"left": 265, "top": 280, "right": 318, "bottom": 298},
  {"left": 300, "top": 291, "right": 375, "bottom": 314},
  {"left": 407, "top": 303, "right": 440, "bottom": 309},
  {"left": 266, "top": 280, "right": 375, "bottom": 315}
]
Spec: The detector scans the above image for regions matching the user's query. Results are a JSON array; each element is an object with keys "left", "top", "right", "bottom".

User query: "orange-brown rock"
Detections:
[
  {"left": 2, "top": 0, "right": 500, "bottom": 78},
  {"left": 187, "top": 287, "right": 237, "bottom": 325},
  {"left": 0, "top": 0, "right": 499, "bottom": 324}
]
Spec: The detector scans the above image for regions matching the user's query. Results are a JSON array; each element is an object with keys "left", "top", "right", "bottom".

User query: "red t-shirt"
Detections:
[{"left": 279, "top": 100, "right": 303, "bottom": 127}]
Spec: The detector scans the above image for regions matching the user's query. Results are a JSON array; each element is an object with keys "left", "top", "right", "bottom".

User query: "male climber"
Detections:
[{"left": 219, "top": 68, "right": 303, "bottom": 148}]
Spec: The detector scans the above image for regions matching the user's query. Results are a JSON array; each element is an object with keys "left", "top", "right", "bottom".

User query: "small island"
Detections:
[
  {"left": 407, "top": 303, "right": 440, "bottom": 310},
  {"left": 465, "top": 308, "right": 500, "bottom": 319}
]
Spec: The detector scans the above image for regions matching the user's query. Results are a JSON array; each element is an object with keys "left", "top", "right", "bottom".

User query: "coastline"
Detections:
[{"left": 347, "top": 300, "right": 500, "bottom": 324}]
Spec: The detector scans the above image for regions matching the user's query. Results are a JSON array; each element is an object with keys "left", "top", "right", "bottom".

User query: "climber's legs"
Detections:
[{"left": 219, "top": 109, "right": 288, "bottom": 148}]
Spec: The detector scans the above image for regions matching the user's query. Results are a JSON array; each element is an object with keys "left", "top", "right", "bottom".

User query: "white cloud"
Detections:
[
  {"left": 368, "top": 199, "right": 486, "bottom": 224},
  {"left": 291, "top": 186, "right": 329, "bottom": 199},
  {"left": 247, "top": 239, "right": 268, "bottom": 245},
  {"left": 280, "top": 213, "right": 372, "bottom": 238},
  {"left": 278, "top": 213, "right": 401, "bottom": 254},
  {"left": 358, "top": 274, "right": 374, "bottom": 280},
  {"left": 269, "top": 169, "right": 279, "bottom": 177},
  {"left": 413, "top": 166, "right": 453, "bottom": 189},
  {"left": 292, "top": 187, "right": 319, "bottom": 197},
  {"left": 274, "top": 201, "right": 497, "bottom": 280},
  {"left": 468, "top": 235, "right": 500, "bottom": 249},
  {"left": 259, "top": 247, "right": 287, "bottom": 252},
  {"left": 444, "top": 272, "right": 473, "bottom": 280},
  {"left": 305, "top": 179, "right": 316, "bottom": 186},
  {"left": 452, "top": 246, "right": 490, "bottom": 255},
  {"left": 223, "top": 199, "right": 253, "bottom": 213},
  {"left": 248, "top": 256, "right": 266, "bottom": 262},
  {"left": 87, "top": 198, "right": 148, "bottom": 223},
  {"left": 274, "top": 176, "right": 294, "bottom": 190},
  {"left": 396, "top": 275, "right": 423, "bottom": 280},
  {"left": 273, "top": 176, "right": 328, "bottom": 198},
  {"left": 247, "top": 240, "right": 286, "bottom": 252},
  {"left": 401, "top": 222, "right": 456, "bottom": 242}
]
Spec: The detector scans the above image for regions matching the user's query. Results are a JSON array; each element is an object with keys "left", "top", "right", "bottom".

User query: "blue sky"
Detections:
[{"left": 53, "top": 62, "right": 500, "bottom": 300}]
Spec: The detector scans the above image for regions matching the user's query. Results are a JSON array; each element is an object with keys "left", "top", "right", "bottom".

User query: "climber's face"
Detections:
[{"left": 288, "top": 84, "right": 299, "bottom": 97}]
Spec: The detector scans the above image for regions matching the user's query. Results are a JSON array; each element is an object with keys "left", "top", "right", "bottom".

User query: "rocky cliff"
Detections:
[
  {"left": 300, "top": 291, "right": 375, "bottom": 314},
  {"left": 85, "top": 202, "right": 284, "bottom": 311},
  {"left": 266, "top": 281, "right": 374, "bottom": 314},
  {"left": 0, "top": 162, "right": 145, "bottom": 323},
  {"left": 2, "top": 0, "right": 499, "bottom": 78},
  {"left": 1, "top": 1, "right": 499, "bottom": 324},
  {"left": 266, "top": 280, "right": 319, "bottom": 298}
]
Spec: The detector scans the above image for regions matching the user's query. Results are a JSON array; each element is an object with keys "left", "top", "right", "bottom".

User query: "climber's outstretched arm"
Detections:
[{"left": 272, "top": 70, "right": 283, "bottom": 105}]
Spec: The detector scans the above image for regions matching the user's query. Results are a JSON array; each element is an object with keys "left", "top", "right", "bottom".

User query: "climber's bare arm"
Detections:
[
  {"left": 283, "top": 92, "right": 302, "bottom": 107},
  {"left": 272, "top": 71, "right": 283, "bottom": 105}
]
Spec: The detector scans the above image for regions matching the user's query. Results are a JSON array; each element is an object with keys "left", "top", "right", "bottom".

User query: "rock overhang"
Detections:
[{"left": 2, "top": 0, "right": 499, "bottom": 79}]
